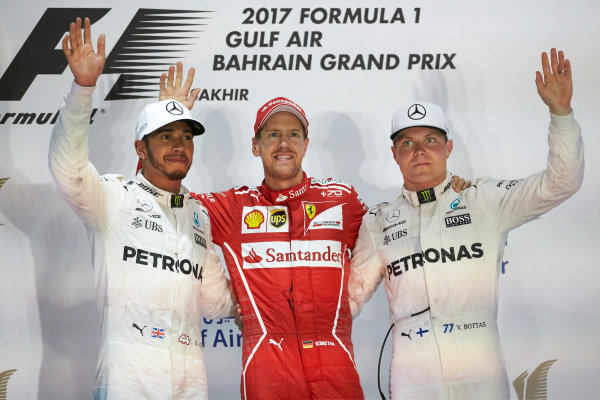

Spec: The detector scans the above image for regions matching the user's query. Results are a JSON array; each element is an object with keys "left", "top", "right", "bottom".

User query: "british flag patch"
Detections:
[{"left": 151, "top": 327, "right": 165, "bottom": 339}]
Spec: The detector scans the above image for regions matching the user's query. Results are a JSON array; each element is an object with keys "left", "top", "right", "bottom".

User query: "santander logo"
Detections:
[
  {"left": 241, "top": 241, "right": 344, "bottom": 269},
  {"left": 243, "top": 248, "right": 263, "bottom": 264}
]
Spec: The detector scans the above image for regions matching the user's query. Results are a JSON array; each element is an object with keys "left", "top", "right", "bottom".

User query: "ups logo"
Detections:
[{"left": 270, "top": 210, "right": 287, "bottom": 228}]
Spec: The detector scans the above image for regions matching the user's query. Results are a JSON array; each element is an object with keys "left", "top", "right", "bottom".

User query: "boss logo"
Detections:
[
  {"left": 445, "top": 213, "right": 471, "bottom": 228},
  {"left": 194, "top": 233, "right": 207, "bottom": 249}
]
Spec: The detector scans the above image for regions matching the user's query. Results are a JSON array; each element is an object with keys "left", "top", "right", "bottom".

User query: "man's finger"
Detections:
[
  {"left": 83, "top": 17, "right": 92, "bottom": 45},
  {"left": 69, "top": 21, "right": 77, "bottom": 51},
  {"left": 564, "top": 59, "right": 572, "bottom": 80},
  {"left": 550, "top": 48, "right": 559, "bottom": 75},
  {"left": 175, "top": 61, "right": 183, "bottom": 87},
  {"left": 535, "top": 70, "right": 545, "bottom": 94},
  {"left": 183, "top": 67, "right": 195, "bottom": 92},
  {"left": 62, "top": 34, "right": 71, "bottom": 57},
  {"left": 75, "top": 17, "right": 83, "bottom": 48},
  {"left": 557, "top": 50, "right": 565, "bottom": 73},
  {"left": 97, "top": 34, "right": 106, "bottom": 58},
  {"left": 189, "top": 88, "right": 201, "bottom": 108},
  {"left": 540, "top": 51, "right": 551, "bottom": 83},
  {"left": 167, "top": 65, "right": 175, "bottom": 88}
]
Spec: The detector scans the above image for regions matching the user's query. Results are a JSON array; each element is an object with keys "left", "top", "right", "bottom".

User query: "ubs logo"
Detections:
[{"left": 132, "top": 217, "right": 163, "bottom": 232}]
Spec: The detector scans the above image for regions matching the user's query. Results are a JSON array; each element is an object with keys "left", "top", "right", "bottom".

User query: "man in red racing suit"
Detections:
[{"left": 192, "top": 97, "right": 368, "bottom": 399}]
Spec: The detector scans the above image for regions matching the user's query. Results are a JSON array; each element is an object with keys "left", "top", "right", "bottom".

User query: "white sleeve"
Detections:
[
  {"left": 197, "top": 230, "right": 235, "bottom": 319},
  {"left": 48, "top": 81, "right": 113, "bottom": 232},
  {"left": 348, "top": 213, "right": 385, "bottom": 318},
  {"left": 479, "top": 112, "right": 584, "bottom": 233}
]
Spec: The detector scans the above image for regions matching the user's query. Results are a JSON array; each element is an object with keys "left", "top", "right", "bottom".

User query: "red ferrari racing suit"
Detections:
[{"left": 192, "top": 173, "right": 368, "bottom": 399}]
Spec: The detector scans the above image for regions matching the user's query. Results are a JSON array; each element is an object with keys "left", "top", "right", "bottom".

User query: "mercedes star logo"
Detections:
[
  {"left": 166, "top": 101, "right": 184, "bottom": 115},
  {"left": 407, "top": 104, "right": 426, "bottom": 120},
  {"left": 386, "top": 209, "right": 401, "bottom": 223}
]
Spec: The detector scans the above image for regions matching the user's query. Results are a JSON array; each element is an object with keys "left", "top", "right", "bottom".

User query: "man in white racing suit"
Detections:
[
  {"left": 48, "top": 18, "right": 233, "bottom": 399},
  {"left": 348, "top": 48, "right": 584, "bottom": 398}
]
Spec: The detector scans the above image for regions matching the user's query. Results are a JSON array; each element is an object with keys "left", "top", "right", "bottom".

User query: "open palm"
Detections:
[
  {"left": 535, "top": 48, "right": 572, "bottom": 116},
  {"left": 159, "top": 62, "right": 200, "bottom": 110},
  {"left": 62, "top": 17, "right": 106, "bottom": 87}
]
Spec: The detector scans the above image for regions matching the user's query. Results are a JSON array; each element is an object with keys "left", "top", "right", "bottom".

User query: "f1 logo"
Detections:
[{"left": 0, "top": 8, "right": 209, "bottom": 101}]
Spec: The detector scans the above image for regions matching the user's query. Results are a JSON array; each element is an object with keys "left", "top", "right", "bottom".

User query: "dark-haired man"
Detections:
[{"left": 49, "top": 18, "right": 233, "bottom": 399}]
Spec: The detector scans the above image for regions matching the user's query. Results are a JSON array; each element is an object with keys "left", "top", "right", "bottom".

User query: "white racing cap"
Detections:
[
  {"left": 390, "top": 101, "right": 449, "bottom": 141},
  {"left": 135, "top": 99, "right": 205, "bottom": 141}
]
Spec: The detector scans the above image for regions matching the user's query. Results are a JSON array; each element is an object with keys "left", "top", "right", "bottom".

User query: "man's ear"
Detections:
[
  {"left": 251, "top": 137, "right": 260, "bottom": 157},
  {"left": 134, "top": 140, "right": 146, "bottom": 159},
  {"left": 446, "top": 139, "right": 453, "bottom": 159}
]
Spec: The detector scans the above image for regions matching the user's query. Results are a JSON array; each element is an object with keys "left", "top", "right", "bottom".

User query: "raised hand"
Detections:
[
  {"left": 535, "top": 48, "right": 572, "bottom": 116},
  {"left": 451, "top": 175, "right": 471, "bottom": 193},
  {"left": 159, "top": 61, "right": 201, "bottom": 110},
  {"left": 62, "top": 17, "right": 106, "bottom": 87}
]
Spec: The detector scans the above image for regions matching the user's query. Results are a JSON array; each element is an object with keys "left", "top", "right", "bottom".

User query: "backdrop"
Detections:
[{"left": 1, "top": 1, "right": 599, "bottom": 399}]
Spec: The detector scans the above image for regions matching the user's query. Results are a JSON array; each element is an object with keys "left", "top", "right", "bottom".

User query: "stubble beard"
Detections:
[{"left": 147, "top": 148, "right": 190, "bottom": 181}]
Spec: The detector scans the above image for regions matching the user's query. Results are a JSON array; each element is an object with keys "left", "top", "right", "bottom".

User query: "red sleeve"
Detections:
[
  {"left": 190, "top": 188, "right": 237, "bottom": 246},
  {"left": 346, "top": 187, "right": 368, "bottom": 251}
]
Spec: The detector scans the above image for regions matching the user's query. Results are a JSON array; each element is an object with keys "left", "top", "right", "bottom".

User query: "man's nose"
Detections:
[
  {"left": 277, "top": 135, "right": 291, "bottom": 148},
  {"left": 172, "top": 137, "right": 185, "bottom": 150},
  {"left": 414, "top": 142, "right": 425, "bottom": 155}
]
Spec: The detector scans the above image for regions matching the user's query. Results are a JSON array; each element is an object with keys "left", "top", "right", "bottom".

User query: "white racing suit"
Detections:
[
  {"left": 349, "top": 113, "right": 584, "bottom": 398},
  {"left": 49, "top": 82, "right": 233, "bottom": 399}
]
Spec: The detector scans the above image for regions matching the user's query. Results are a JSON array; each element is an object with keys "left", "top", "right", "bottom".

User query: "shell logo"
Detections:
[{"left": 244, "top": 210, "right": 265, "bottom": 229}]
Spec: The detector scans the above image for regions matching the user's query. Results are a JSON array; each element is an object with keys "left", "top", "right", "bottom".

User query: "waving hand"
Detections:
[
  {"left": 159, "top": 62, "right": 201, "bottom": 110},
  {"left": 535, "top": 48, "right": 572, "bottom": 116},
  {"left": 62, "top": 17, "right": 106, "bottom": 87}
]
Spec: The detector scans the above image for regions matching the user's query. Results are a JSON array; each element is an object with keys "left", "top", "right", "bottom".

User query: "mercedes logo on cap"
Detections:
[
  {"left": 166, "top": 101, "right": 184, "bottom": 115},
  {"left": 407, "top": 104, "right": 426, "bottom": 120}
]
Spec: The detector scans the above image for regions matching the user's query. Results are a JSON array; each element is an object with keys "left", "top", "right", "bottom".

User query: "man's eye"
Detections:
[
  {"left": 426, "top": 137, "right": 436, "bottom": 143},
  {"left": 290, "top": 132, "right": 300, "bottom": 137},
  {"left": 402, "top": 140, "right": 413, "bottom": 147},
  {"left": 268, "top": 132, "right": 279, "bottom": 137},
  {"left": 161, "top": 134, "right": 171, "bottom": 140}
]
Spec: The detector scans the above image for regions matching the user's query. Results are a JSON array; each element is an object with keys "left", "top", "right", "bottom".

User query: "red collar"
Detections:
[{"left": 259, "top": 172, "right": 310, "bottom": 204}]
